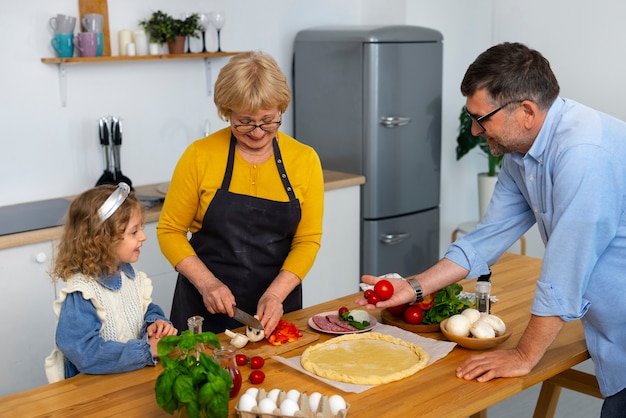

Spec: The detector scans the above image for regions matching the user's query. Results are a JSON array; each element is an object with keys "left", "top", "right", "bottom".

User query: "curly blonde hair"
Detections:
[
  {"left": 214, "top": 51, "right": 291, "bottom": 121},
  {"left": 50, "top": 185, "right": 144, "bottom": 282}
]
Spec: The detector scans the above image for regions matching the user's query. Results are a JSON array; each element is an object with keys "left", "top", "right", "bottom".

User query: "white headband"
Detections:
[{"left": 98, "top": 182, "right": 131, "bottom": 222}]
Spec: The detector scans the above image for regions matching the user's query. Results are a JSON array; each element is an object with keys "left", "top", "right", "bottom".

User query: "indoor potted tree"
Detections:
[
  {"left": 139, "top": 11, "right": 201, "bottom": 54},
  {"left": 455, "top": 106, "right": 502, "bottom": 219}
]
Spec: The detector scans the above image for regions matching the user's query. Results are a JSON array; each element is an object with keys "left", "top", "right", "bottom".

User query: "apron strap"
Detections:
[{"left": 220, "top": 134, "right": 297, "bottom": 201}]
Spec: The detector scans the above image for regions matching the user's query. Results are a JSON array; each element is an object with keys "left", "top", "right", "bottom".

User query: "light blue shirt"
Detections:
[
  {"left": 446, "top": 97, "right": 626, "bottom": 397},
  {"left": 56, "top": 263, "right": 170, "bottom": 379}
]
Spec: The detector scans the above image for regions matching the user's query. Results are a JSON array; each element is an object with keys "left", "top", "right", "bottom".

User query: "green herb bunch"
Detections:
[
  {"left": 422, "top": 284, "right": 472, "bottom": 325},
  {"left": 155, "top": 330, "right": 232, "bottom": 418},
  {"left": 339, "top": 311, "right": 370, "bottom": 330}
]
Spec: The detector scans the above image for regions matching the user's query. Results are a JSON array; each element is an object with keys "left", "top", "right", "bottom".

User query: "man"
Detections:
[{"left": 357, "top": 42, "right": 626, "bottom": 417}]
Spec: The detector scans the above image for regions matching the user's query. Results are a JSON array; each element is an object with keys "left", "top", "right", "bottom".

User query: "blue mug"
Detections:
[
  {"left": 51, "top": 33, "right": 74, "bottom": 58},
  {"left": 96, "top": 32, "right": 103, "bottom": 56}
]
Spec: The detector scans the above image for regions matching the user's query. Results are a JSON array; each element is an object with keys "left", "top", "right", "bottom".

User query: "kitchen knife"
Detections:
[{"left": 233, "top": 307, "right": 264, "bottom": 331}]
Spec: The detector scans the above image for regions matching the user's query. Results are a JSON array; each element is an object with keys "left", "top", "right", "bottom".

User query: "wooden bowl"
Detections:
[{"left": 440, "top": 318, "right": 512, "bottom": 350}]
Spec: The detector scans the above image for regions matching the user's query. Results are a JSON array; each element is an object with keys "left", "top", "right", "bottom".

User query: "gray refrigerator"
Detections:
[{"left": 293, "top": 25, "right": 442, "bottom": 277}]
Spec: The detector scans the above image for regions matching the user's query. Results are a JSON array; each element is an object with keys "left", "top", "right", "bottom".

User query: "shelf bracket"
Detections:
[
  {"left": 58, "top": 63, "right": 67, "bottom": 107},
  {"left": 204, "top": 58, "right": 212, "bottom": 96}
]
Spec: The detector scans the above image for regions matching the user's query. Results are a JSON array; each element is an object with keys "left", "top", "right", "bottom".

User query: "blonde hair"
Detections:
[
  {"left": 50, "top": 185, "right": 144, "bottom": 282},
  {"left": 214, "top": 51, "right": 291, "bottom": 121}
]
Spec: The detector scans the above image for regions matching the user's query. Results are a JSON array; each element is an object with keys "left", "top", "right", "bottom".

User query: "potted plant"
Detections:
[
  {"left": 154, "top": 330, "right": 232, "bottom": 418},
  {"left": 139, "top": 11, "right": 201, "bottom": 54},
  {"left": 455, "top": 106, "right": 503, "bottom": 218}
]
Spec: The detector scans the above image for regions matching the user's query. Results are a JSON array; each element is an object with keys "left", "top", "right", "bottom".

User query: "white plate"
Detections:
[
  {"left": 308, "top": 310, "right": 377, "bottom": 335},
  {"left": 156, "top": 182, "right": 169, "bottom": 195}
]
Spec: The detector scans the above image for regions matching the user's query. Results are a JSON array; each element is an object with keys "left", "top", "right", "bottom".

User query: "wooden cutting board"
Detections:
[
  {"left": 78, "top": 0, "right": 111, "bottom": 56},
  {"left": 219, "top": 329, "right": 320, "bottom": 359}
]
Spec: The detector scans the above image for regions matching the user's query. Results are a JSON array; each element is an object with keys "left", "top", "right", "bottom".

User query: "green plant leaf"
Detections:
[
  {"left": 173, "top": 375, "right": 196, "bottom": 404},
  {"left": 456, "top": 106, "right": 503, "bottom": 176},
  {"left": 157, "top": 334, "right": 180, "bottom": 358},
  {"left": 155, "top": 369, "right": 179, "bottom": 414}
]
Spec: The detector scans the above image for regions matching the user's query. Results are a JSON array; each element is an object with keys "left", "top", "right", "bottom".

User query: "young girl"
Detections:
[{"left": 45, "top": 183, "right": 178, "bottom": 383}]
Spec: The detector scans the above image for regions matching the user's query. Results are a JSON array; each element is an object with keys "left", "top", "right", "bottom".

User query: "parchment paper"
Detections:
[{"left": 271, "top": 323, "right": 457, "bottom": 393}]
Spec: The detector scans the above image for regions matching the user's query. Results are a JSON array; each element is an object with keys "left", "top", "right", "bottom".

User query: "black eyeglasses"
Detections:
[
  {"left": 465, "top": 100, "right": 524, "bottom": 131},
  {"left": 232, "top": 117, "right": 282, "bottom": 133}
]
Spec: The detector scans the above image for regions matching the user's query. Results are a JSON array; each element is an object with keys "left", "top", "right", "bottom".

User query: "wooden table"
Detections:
[{"left": 0, "top": 253, "right": 590, "bottom": 417}]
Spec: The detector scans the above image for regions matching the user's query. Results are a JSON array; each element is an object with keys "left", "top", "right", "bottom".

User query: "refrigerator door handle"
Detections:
[
  {"left": 379, "top": 233, "right": 410, "bottom": 245},
  {"left": 379, "top": 116, "right": 412, "bottom": 128}
]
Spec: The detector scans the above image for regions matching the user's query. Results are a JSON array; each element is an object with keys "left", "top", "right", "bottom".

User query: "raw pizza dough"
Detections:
[{"left": 300, "top": 332, "right": 429, "bottom": 385}]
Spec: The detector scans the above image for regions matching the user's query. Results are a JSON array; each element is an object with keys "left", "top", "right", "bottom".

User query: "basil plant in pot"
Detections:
[
  {"left": 455, "top": 106, "right": 503, "bottom": 218},
  {"left": 154, "top": 330, "right": 232, "bottom": 418},
  {"left": 139, "top": 10, "right": 201, "bottom": 54}
]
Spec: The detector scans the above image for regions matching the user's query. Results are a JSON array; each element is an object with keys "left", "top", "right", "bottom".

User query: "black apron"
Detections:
[{"left": 170, "top": 135, "right": 302, "bottom": 333}]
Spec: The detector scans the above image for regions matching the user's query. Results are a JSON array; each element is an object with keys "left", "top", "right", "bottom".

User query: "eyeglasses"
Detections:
[
  {"left": 464, "top": 100, "right": 524, "bottom": 131},
  {"left": 232, "top": 117, "right": 282, "bottom": 133}
]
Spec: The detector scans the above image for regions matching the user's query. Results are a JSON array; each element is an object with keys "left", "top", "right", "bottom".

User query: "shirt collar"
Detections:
[
  {"left": 524, "top": 97, "right": 565, "bottom": 163},
  {"left": 96, "top": 262, "right": 136, "bottom": 290}
]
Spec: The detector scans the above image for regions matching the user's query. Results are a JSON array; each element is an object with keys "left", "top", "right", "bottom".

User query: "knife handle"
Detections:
[
  {"left": 111, "top": 117, "right": 122, "bottom": 146},
  {"left": 99, "top": 118, "right": 109, "bottom": 146}
]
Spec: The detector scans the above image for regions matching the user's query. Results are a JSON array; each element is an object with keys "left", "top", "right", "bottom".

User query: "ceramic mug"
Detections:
[
  {"left": 73, "top": 32, "right": 98, "bottom": 57},
  {"left": 49, "top": 14, "right": 76, "bottom": 34},
  {"left": 96, "top": 32, "right": 104, "bottom": 56},
  {"left": 82, "top": 13, "right": 103, "bottom": 32},
  {"left": 51, "top": 33, "right": 74, "bottom": 58},
  {"left": 133, "top": 30, "right": 148, "bottom": 55}
]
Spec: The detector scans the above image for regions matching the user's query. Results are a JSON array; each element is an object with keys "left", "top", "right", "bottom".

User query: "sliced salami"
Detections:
[
  {"left": 312, "top": 314, "right": 346, "bottom": 332},
  {"left": 326, "top": 314, "right": 359, "bottom": 331}
]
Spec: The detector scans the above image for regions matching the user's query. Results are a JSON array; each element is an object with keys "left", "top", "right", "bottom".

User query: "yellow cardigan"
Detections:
[{"left": 156, "top": 128, "right": 324, "bottom": 281}]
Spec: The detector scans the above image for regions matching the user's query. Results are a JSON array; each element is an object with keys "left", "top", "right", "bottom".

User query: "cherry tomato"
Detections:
[
  {"left": 338, "top": 306, "right": 349, "bottom": 316},
  {"left": 374, "top": 279, "right": 394, "bottom": 301},
  {"left": 235, "top": 354, "right": 248, "bottom": 366},
  {"left": 366, "top": 292, "right": 380, "bottom": 305},
  {"left": 250, "top": 356, "right": 265, "bottom": 369},
  {"left": 364, "top": 289, "right": 374, "bottom": 299},
  {"left": 249, "top": 370, "right": 266, "bottom": 385},
  {"left": 417, "top": 294, "right": 435, "bottom": 311},
  {"left": 386, "top": 303, "right": 408, "bottom": 316},
  {"left": 403, "top": 306, "right": 424, "bottom": 325}
]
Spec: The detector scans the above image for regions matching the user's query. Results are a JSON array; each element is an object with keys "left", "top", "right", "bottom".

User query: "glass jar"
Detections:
[
  {"left": 187, "top": 315, "right": 205, "bottom": 360},
  {"left": 212, "top": 344, "right": 242, "bottom": 398},
  {"left": 475, "top": 281, "right": 492, "bottom": 313}
]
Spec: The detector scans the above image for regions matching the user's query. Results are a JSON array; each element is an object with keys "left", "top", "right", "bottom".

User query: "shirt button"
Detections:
[
  {"left": 529, "top": 175, "right": 535, "bottom": 181},
  {"left": 534, "top": 208, "right": 539, "bottom": 213}
]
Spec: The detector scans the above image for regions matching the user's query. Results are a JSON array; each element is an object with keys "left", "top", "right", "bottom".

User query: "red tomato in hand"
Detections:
[
  {"left": 249, "top": 370, "right": 265, "bottom": 384},
  {"left": 364, "top": 289, "right": 374, "bottom": 299},
  {"left": 403, "top": 306, "right": 424, "bottom": 325},
  {"left": 366, "top": 292, "right": 381, "bottom": 304},
  {"left": 374, "top": 279, "right": 394, "bottom": 301},
  {"left": 417, "top": 294, "right": 435, "bottom": 311},
  {"left": 235, "top": 354, "right": 248, "bottom": 366},
  {"left": 250, "top": 356, "right": 265, "bottom": 369},
  {"left": 387, "top": 303, "right": 408, "bottom": 316}
]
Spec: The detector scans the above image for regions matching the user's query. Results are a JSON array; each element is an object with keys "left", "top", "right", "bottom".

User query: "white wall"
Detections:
[{"left": 3, "top": 0, "right": 625, "bottom": 260}]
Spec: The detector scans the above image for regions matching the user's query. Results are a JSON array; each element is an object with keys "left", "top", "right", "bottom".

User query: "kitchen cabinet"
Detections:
[
  {"left": 302, "top": 185, "right": 361, "bottom": 307},
  {"left": 0, "top": 241, "right": 56, "bottom": 396},
  {"left": 41, "top": 52, "right": 240, "bottom": 106}
]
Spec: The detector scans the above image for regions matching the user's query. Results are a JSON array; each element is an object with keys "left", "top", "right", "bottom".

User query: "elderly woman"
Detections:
[{"left": 157, "top": 51, "right": 324, "bottom": 336}]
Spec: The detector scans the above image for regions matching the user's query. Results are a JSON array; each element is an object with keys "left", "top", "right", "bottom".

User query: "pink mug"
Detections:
[{"left": 73, "top": 32, "right": 98, "bottom": 57}]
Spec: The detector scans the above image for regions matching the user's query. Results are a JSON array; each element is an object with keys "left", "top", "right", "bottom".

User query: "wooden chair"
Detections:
[{"left": 533, "top": 368, "right": 603, "bottom": 417}]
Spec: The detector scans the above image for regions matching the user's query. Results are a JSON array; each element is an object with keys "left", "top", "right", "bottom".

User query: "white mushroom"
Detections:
[
  {"left": 246, "top": 326, "right": 265, "bottom": 342},
  {"left": 479, "top": 313, "right": 507, "bottom": 336},
  {"left": 446, "top": 314, "right": 471, "bottom": 337},
  {"left": 470, "top": 320, "right": 496, "bottom": 339},
  {"left": 225, "top": 329, "right": 249, "bottom": 348}
]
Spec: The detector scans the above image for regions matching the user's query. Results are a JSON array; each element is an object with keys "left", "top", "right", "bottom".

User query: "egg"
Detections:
[
  {"left": 280, "top": 398, "right": 300, "bottom": 416},
  {"left": 461, "top": 308, "right": 481, "bottom": 324},
  {"left": 236, "top": 393, "right": 257, "bottom": 412},
  {"left": 244, "top": 387, "right": 259, "bottom": 398},
  {"left": 267, "top": 388, "right": 281, "bottom": 403},
  {"left": 308, "top": 391, "right": 322, "bottom": 412},
  {"left": 446, "top": 314, "right": 471, "bottom": 337},
  {"left": 329, "top": 394, "right": 347, "bottom": 415},
  {"left": 286, "top": 389, "right": 301, "bottom": 402},
  {"left": 258, "top": 397, "right": 277, "bottom": 414}
]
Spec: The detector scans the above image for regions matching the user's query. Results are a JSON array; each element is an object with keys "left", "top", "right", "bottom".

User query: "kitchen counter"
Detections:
[
  {"left": 0, "top": 253, "right": 591, "bottom": 417},
  {"left": 0, "top": 170, "right": 365, "bottom": 250}
]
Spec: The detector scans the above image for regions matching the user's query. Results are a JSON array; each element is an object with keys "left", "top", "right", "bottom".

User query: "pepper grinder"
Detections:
[{"left": 475, "top": 271, "right": 492, "bottom": 313}]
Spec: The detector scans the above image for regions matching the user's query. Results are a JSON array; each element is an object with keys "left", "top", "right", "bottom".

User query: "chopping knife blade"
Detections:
[
  {"left": 233, "top": 307, "right": 264, "bottom": 331},
  {"left": 95, "top": 117, "right": 116, "bottom": 186},
  {"left": 110, "top": 117, "right": 133, "bottom": 189}
]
